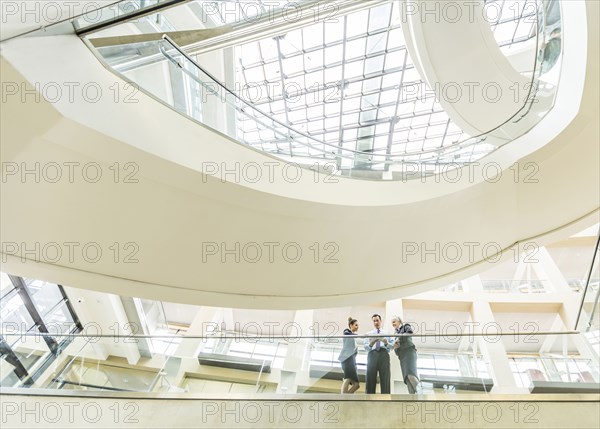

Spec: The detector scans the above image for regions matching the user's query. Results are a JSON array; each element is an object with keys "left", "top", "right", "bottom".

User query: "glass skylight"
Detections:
[
  {"left": 485, "top": 0, "right": 542, "bottom": 48},
  {"left": 233, "top": 1, "right": 470, "bottom": 168},
  {"left": 87, "top": 0, "right": 553, "bottom": 176},
  {"left": 227, "top": 0, "right": 548, "bottom": 170}
]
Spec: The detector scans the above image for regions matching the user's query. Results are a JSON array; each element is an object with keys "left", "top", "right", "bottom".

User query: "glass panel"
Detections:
[
  {"left": 25, "top": 279, "right": 64, "bottom": 317},
  {"left": 0, "top": 324, "right": 594, "bottom": 396},
  {"left": 346, "top": 10, "right": 369, "bottom": 38},
  {"left": 44, "top": 301, "right": 76, "bottom": 335},
  {"left": 0, "top": 291, "right": 36, "bottom": 345},
  {"left": 59, "top": 360, "right": 159, "bottom": 391},
  {"left": 578, "top": 233, "right": 600, "bottom": 330},
  {"left": 0, "top": 350, "right": 42, "bottom": 387}
]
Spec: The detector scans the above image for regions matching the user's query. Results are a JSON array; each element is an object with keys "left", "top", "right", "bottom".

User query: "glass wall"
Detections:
[
  {"left": 509, "top": 355, "right": 599, "bottom": 387},
  {"left": 0, "top": 273, "right": 81, "bottom": 387}
]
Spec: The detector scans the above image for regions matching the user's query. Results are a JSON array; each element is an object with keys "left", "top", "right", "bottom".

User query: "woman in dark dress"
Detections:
[
  {"left": 338, "top": 317, "right": 360, "bottom": 394},
  {"left": 391, "top": 315, "right": 420, "bottom": 394}
]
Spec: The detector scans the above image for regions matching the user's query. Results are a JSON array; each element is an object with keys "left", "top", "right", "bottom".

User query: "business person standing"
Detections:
[
  {"left": 391, "top": 315, "right": 420, "bottom": 394},
  {"left": 364, "top": 314, "right": 391, "bottom": 394},
  {"left": 338, "top": 317, "right": 360, "bottom": 394}
]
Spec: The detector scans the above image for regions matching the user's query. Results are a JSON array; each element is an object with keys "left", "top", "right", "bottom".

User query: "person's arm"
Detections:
[
  {"left": 364, "top": 331, "right": 372, "bottom": 352},
  {"left": 365, "top": 330, "right": 379, "bottom": 351},
  {"left": 381, "top": 332, "right": 392, "bottom": 352}
]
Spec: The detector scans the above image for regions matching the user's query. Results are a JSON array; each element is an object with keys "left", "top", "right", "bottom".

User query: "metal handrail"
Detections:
[
  {"left": 158, "top": 38, "right": 486, "bottom": 164},
  {"left": 160, "top": 37, "right": 483, "bottom": 164},
  {"left": 2, "top": 330, "right": 581, "bottom": 340},
  {"left": 160, "top": 35, "right": 368, "bottom": 159}
]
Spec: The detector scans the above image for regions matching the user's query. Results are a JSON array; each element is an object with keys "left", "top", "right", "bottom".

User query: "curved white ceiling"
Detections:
[{"left": 0, "top": 1, "right": 598, "bottom": 309}]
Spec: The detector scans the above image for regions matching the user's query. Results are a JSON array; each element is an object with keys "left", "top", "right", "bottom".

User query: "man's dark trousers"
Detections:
[{"left": 366, "top": 349, "right": 390, "bottom": 393}]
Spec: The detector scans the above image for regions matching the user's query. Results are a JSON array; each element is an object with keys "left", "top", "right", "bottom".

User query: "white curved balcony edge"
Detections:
[{"left": 0, "top": 1, "right": 598, "bottom": 309}]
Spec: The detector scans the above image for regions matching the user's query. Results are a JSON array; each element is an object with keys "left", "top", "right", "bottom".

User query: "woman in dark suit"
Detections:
[
  {"left": 338, "top": 317, "right": 360, "bottom": 394},
  {"left": 391, "top": 315, "right": 420, "bottom": 394}
]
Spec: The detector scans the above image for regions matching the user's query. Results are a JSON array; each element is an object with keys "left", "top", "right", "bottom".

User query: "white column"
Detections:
[
  {"left": 171, "top": 306, "right": 221, "bottom": 388},
  {"left": 471, "top": 301, "right": 522, "bottom": 393},
  {"left": 534, "top": 247, "right": 570, "bottom": 293},
  {"left": 558, "top": 302, "right": 598, "bottom": 362},
  {"left": 64, "top": 287, "right": 140, "bottom": 364},
  {"left": 278, "top": 310, "right": 314, "bottom": 394},
  {"left": 175, "top": 306, "right": 220, "bottom": 357}
]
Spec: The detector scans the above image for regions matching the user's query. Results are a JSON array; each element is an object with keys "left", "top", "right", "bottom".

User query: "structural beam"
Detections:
[{"left": 76, "top": 0, "right": 192, "bottom": 37}]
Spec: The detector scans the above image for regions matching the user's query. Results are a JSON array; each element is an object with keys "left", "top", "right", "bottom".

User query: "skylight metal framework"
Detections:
[
  {"left": 231, "top": 0, "right": 542, "bottom": 169},
  {"left": 485, "top": 0, "right": 543, "bottom": 47}
]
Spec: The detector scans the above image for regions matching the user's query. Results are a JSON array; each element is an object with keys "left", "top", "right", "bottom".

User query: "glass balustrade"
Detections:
[
  {"left": 577, "top": 232, "right": 600, "bottom": 336},
  {"left": 2, "top": 329, "right": 598, "bottom": 395},
  {"left": 2, "top": 233, "right": 599, "bottom": 398}
]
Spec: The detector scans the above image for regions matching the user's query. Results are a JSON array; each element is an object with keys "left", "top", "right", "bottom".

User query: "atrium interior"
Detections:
[{"left": 1, "top": 0, "right": 599, "bottom": 428}]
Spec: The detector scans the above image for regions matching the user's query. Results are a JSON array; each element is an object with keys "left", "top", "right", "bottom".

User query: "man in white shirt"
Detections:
[{"left": 363, "top": 314, "right": 391, "bottom": 393}]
